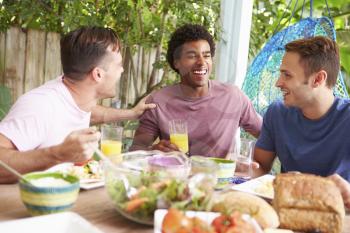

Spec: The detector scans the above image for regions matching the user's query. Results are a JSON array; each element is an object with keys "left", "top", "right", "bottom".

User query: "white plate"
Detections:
[
  {"left": 154, "top": 209, "right": 264, "bottom": 233},
  {"left": 47, "top": 163, "right": 104, "bottom": 190},
  {"left": 0, "top": 212, "right": 104, "bottom": 233},
  {"left": 154, "top": 209, "right": 220, "bottom": 233},
  {"left": 231, "top": 174, "right": 275, "bottom": 200}
]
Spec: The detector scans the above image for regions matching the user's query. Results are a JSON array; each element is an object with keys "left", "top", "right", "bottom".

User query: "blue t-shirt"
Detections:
[{"left": 256, "top": 98, "right": 350, "bottom": 181}]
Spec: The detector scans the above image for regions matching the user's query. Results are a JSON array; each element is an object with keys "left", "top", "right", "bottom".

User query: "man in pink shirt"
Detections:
[
  {"left": 131, "top": 24, "right": 262, "bottom": 157},
  {"left": 0, "top": 26, "right": 155, "bottom": 183}
]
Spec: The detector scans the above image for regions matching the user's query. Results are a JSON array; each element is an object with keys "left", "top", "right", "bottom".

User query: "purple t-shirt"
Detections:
[{"left": 131, "top": 80, "right": 262, "bottom": 157}]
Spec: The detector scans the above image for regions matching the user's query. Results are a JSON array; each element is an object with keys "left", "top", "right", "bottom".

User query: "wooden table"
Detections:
[
  {"left": 0, "top": 184, "right": 153, "bottom": 233},
  {"left": 0, "top": 184, "right": 349, "bottom": 233}
]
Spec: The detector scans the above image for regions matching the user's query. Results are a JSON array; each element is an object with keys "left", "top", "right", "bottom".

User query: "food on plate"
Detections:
[
  {"left": 68, "top": 160, "right": 103, "bottom": 180},
  {"left": 211, "top": 211, "right": 256, "bottom": 233},
  {"left": 273, "top": 173, "right": 345, "bottom": 233},
  {"left": 162, "top": 209, "right": 258, "bottom": 233},
  {"left": 162, "top": 208, "right": 215, "bottom": 233},
  {"left": 210, "top": 191, "right": 279, "bottom": 229},
  {"left": 253, "top": 179, "right": 274, "bottom": 198}
]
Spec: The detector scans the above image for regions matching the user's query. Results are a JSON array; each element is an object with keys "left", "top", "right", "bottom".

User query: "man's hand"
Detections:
[
  {"left": 328, "top": 174, "right": 350, "bottom": 209},
  {"left": 52, "top": 127, "right": 101, "bottom": 164},
  {"left": 132, "top": 95, "right": 156, "bottom": 119},
  {"left": 151, "top": 139, "right": 179, "bottom": 152}
]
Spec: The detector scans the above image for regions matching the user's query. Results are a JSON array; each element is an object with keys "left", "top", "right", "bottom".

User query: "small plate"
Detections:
[
  {"left": 47, "top": 163, "right": 104, "bottom": 190},
  {"left": 0, "top": 212, "right": 104, "bottom": 233},
  {"left": 231, "top": 174, "right": 275, "bottom": 200}
]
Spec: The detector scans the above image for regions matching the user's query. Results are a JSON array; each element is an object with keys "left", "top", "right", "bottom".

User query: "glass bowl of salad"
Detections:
[{"left": 104, "top": 150, "right": 216, "bottom": 225}]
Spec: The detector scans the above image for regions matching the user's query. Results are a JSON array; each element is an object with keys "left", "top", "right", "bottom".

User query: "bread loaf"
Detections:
[
  {"left": 211, "top": 190, "right": 279, "bottom": 229},
  {"left": 273, "top": 173, "right": 345, "bottom": 233}
]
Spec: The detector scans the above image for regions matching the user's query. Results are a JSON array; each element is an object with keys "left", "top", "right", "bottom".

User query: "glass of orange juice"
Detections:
[
  {"left": 101, "top": 125, "right": 123, "bottom": 163},
  {"left": 169, "top": 119, "right": 189, "bottom": 154}
]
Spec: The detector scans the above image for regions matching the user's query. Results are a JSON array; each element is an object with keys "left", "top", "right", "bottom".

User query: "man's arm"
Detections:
[
  {"left": 130, "top": 128, "right": 179, "bottom": 152},
  {"left": 129, "top": 128, "right": 157, "bottom": 151},
  {"left": 0, "top": 128, "right": 100, "bottom": 184},
  {"left": 252, "top": 147, "right": 276, "bottom": 178},
  {"left": 90, "top": 95, "right": 156, "bottom": 125}
]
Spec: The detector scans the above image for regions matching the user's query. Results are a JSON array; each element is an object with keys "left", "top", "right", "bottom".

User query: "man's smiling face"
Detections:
[{"left": 174, "top": 40, "right": 212, "bottom": 88}]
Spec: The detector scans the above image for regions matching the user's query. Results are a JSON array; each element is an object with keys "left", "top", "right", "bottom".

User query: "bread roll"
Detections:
[
  {"left": 273, "top": 173, "right": 345, "bottom": 233},
  {"left": 211, "top": 190, "right": 279, "bottom": 229}
]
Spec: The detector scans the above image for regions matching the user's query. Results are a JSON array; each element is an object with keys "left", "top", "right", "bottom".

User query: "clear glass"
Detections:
[
  {"left": 169, "top": 119, "right": 189, "bottom": 154},
  {"left": 100, "top": 125, "right": 123, "bottom": 160},
  {"left": 232, "top": 138, "right": 255, "bottom": 180}
]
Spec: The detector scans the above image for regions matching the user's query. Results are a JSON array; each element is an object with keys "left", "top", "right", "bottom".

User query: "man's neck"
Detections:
[
  {"left": 179, "top": 82, "right": 209, "bottom": 98},
  {"left": 62, "top": 76, "right": 97, "bottom": 112},
  {"left": 301, "top": 91, "right": 335, "bottom": 120}
]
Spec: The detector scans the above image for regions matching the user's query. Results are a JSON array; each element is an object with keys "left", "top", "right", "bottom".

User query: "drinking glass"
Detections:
[
  {"left": 169, "top": 119, "right": 189, "bottom": 154},
  {"left": 232, "top": 138, "right": 255, "bottom": 181},
  {"left": 100, "top": 125, "right": 123, "bottom": 161}
]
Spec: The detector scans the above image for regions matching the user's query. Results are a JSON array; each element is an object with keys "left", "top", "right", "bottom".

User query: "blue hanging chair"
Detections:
[{"left": 242, "top": 16, "right": 349, "bottom": 115}]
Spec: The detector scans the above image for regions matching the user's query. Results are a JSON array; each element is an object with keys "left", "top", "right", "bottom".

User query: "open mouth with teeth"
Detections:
[
  {"left": 192, "top": 69, "right": 208, "bottom": 76},
  {"left": 281, "top": 89, "right": 290, "bottom": 98}
]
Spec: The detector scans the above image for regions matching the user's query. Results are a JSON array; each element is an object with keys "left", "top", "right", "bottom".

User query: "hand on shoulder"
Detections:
[{"left": 132, "top": 95, "right": 157, "bottom": 119}]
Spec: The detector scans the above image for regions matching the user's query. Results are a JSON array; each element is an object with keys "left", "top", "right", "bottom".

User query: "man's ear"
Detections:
[
  {"left": 91, "top": 67, "right": 103, "bottom": 82},
  {"left": 174, "top": 59, "right": 180, "bottom": 70},
  {"left": 312, "top": 70, "right": 327, "bottom": 87}
]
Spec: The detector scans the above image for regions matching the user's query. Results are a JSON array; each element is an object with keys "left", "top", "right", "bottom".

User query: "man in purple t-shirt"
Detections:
[{"left": 131, "top": 24, "right": 262, "bottom": 158}]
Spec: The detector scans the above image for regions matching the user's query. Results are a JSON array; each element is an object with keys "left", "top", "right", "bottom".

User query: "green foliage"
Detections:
[
  {"left": 0, "top": 85, "right": 11, "bottom": 120},
  {"left": 0, "top": 0, "right": 221, "bottom": 46}
]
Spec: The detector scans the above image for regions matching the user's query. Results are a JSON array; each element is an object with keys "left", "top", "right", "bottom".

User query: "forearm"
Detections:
[
  {"left": 90, "top": 105, "right": 137, "bottom": 125},
  {"left": 129, "top": 130, "right": 157, "bottom": 151},
  {"left": 0, "top": 146, "right": 60, "bottom": 183},
  {"left": 252, "top": 147, "right": 275, "bottom": 178},
  {"left": 252, "top": 166, "right": 270, "bottom": 178}
]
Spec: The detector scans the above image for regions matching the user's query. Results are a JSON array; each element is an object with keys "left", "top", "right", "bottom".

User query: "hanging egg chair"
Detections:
[{"left": 242, "top": 2, "right": 348, "bottom": 115}]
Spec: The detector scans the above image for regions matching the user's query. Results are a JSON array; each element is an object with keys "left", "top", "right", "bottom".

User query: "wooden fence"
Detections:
[
  {"left": 0, "top": 27, "right": 61, "bottom": 102},
  {"left": 0, "top": 27, "right": 166, "bottom": 108}
]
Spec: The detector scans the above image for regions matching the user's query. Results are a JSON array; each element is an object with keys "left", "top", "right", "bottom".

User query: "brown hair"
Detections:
[
  {"left": 285, "top": 36, "right": 339, "bottom": 87},
  {"left": 60, "top": 26, "right": 121, "bottom": 81}
]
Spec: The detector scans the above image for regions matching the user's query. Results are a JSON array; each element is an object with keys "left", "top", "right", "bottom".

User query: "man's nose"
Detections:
[
  {"left": 275, "top": 76, "right": 283, "bottom": 87},
  {"left": 196, "top": 55, "right": 205, "bottom": 65}
]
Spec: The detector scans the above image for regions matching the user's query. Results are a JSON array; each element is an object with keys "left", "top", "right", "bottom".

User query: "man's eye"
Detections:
[{"left": 187, "top": 55, "right": 196, "bottom": 59}]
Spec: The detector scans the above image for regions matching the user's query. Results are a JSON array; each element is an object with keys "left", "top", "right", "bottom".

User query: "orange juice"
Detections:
[
  {"left": 170, "top": 133, "right": 189, "bottom": 153},
  {"left": 101, "top": 140, "right": 122, "bottom": 156}
]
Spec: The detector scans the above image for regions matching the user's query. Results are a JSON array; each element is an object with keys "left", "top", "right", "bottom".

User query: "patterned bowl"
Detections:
[{"left": 19, "top": 172, "right": 80, "bottom": 216}]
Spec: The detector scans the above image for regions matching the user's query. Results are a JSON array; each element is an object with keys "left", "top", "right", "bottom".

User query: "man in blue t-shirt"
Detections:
[{"left": 253, "top": 36, "right": 350, "bottom": 208}]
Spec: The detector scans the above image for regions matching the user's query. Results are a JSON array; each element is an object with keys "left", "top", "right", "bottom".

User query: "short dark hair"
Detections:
[
  {"left": 285, "top": 36, "right": 339, "bottom": 88},
  {"left": 60, "top": 26, "right": 121, "bottom": 81},
  {"left": 166, "top": 24, "right": 215, "bottom": 73}
]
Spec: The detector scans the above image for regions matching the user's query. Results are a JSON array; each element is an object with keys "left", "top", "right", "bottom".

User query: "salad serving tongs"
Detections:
[{"left": 92, "top": 147, "right": 138, "bottom": 198}]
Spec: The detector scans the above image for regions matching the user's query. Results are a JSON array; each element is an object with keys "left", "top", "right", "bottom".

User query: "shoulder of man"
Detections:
[
  {"left": 148, "top": 84, "right": 179, "bottom": 102},
  {"left": 210, "top": 80, "right": 244, "bottom": 95},
  {"left": 264, "top": 100, "right": 291, "bottom": 119}
]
